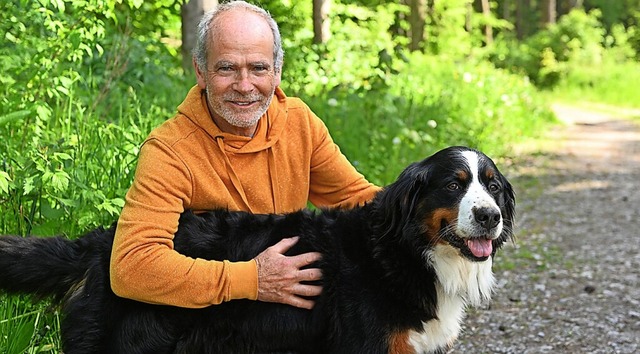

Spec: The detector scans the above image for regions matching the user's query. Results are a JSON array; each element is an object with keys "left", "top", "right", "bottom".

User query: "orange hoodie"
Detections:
[{"left": 110, "top": 85, "right": 380, "bottom": 308}]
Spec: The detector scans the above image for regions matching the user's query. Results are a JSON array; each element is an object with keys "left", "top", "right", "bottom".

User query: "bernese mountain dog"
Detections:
[{"left": 0, "top": 146, "right": 515, "bottom": 354}]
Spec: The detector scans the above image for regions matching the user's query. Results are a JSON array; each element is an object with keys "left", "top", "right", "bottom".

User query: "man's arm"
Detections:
[{"left": 110, "top": 139, "right": 258, "bottom": 308}]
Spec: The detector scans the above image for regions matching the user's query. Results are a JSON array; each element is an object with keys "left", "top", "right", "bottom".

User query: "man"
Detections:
[{"left": 110, "top": 1, "right": 380, "bottom": 310}]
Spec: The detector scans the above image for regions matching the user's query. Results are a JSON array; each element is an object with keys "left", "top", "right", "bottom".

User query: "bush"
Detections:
[
  {"left": 491, "top": 9, "right": 608, "bottom": 88},
  {"left": 306, "top": 53, "right": 555, "bottom": 185}
]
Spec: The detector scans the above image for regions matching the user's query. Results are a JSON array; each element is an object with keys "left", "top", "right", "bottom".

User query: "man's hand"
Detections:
[{"left": 254, "top": 237, "right": 323, "bottom": 310}]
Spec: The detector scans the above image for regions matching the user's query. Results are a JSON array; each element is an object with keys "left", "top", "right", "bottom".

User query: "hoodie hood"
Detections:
[
  {"left": 176, "top": 85, "right": 289, "bottom": 213},
  {"left": 177, "top": 85, "right": 288, "bottom": 154}
]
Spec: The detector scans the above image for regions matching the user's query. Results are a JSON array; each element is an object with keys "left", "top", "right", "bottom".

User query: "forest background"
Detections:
[{"left": 1, "top": 0, "right": 639, "bottom": 352}]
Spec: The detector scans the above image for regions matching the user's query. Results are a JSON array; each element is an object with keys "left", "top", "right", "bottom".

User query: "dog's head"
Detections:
[{"left": 374, "top": 146, "right": 515, "bottom": 262}]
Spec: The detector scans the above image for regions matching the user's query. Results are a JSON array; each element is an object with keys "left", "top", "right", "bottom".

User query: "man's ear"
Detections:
[
  {"left": 274, "top": 68, "right": 282, "bottom": 88},
  {"left": 193, "top": 57, "right": 207, "bottom": 89}
]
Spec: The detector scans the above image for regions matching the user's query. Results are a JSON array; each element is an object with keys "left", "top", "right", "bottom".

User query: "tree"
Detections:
[
  {"left": 541, "top": 0, "right": 557, "bottom": 26},
  {"left": 516, "top": 0, "right": 532, "bottom": 39},
  {"left": 313, "top": 0, "right": 331, "bottom": 44},
  {"left": 182, "top": 0, "right": 218, "bottom": 72},
  {"left": 478, "top": 0, "right": 494, "bottom": 44},
  {"left": 408, "top": 0, "right": 427, "bottom": 51}
]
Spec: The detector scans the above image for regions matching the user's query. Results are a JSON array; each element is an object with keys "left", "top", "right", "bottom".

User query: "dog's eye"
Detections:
[
  {"left": 447, "top": 182, "right": 460, "bottom": 191},
  {"left": 488, "top": 183, "right": 501, "bottom": 193}
]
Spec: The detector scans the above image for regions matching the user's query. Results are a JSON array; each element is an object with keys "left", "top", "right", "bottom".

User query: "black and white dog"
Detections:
[{"left": 0, "top": 146, "right": 515, "bottom": 354}]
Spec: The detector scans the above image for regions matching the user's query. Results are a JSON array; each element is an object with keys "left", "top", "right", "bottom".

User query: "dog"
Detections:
[{"left": 0, "top": 146, "right": 515, "bottom": 354}]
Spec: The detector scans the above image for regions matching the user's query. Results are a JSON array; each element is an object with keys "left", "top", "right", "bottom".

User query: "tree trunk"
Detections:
[
  {"left": 313, "top": 0, "right": 331, "bottom": 44},
  {"left": 181, "top": 0, "right": 218, "bottom": 74},
  {"left": 541, "top": 0, "right": 557, "bottom": 26},
  {"left": 480, "top": 0, "right": 493, "bottom": 45},
  {"left": 558, "top": 0, "right": 583, "bottom": 17},
  {"left": 515, "top": 0, "right": 531, "bottom": 39},
  {"left": 409, "top": 0, "right": 427, "bottom": 51}
]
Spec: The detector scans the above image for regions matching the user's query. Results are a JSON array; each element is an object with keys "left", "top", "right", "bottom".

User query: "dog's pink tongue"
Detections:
[{"left": 467, "top": 238, "right": 493, "bottom": 258}]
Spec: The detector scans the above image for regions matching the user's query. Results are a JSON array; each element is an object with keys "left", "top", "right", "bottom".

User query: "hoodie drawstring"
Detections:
[
  {"left": 267, "top": 147, "right": 280, "bottom": 213},
  {"left": 215, "top": 136, "right": 255, "bottom": 213}
]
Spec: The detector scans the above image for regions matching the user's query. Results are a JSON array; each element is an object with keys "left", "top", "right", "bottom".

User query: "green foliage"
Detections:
[
  {"left": 552, "top": 59, "right": 640, "bottom": 108},
  {"left": 307, "top": 54, "right": 555, "bottom": 185},
  {"left": 491, "top": 9, "right": 608, "bottom": 88},
  {"left": 490, "top": 7, "right": 640, "bottom": 97},
  {"left": 0, "top": 0, "right": 189, "bottom": 237},
  {"left": 0, "top": 90, "right": 161, "bottom": 237},
  {"left": 0, "top": 296, "right": 61, "bottom": 353},
  {"left": 282, "top": 2, "right": 409, "bottom": 96}
]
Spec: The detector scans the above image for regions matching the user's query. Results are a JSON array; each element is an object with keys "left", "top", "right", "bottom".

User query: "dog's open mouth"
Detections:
[{"left": 439, "top": 221, "right": 494, "bottom": 261}]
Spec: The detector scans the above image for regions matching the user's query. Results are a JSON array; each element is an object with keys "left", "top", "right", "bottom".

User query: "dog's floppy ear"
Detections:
[
  {"left": 500, "top": 174, "right": 516, "bottom": 241},
  {"left": 374, "top": 162, "right": 429, "bottom": 241}
]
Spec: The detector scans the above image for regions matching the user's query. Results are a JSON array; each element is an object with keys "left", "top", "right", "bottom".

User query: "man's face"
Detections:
[{"left": 196, "top": 11, "right": 282, "bottom": 136}]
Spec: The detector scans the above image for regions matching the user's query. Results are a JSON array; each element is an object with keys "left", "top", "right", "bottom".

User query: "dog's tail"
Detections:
[{"left": 0, "top": 228, "right": 106, "bottom": 301}]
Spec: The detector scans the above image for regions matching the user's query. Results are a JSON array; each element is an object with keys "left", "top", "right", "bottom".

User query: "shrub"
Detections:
[{"left": 306, "top": 53, "right": 555, "bottom": 185}]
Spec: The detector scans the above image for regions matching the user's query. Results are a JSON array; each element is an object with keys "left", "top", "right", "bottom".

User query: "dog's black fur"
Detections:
[{"left": 0, "top": 146, "right": 515, "bottom": 354}]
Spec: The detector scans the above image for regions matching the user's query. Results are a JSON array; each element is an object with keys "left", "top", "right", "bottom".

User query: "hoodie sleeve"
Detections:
[
  {"left": 306, "top": 112, "right": 381, "bottom": 208},
  {"left": 110, "top": 138, "right": 258, "bottom": 308}
]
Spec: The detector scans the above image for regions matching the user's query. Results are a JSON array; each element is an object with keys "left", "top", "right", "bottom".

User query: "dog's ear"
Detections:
[
  {"left": 374, "top": 162, "right": 429, "bottom": 241},
  {"left": 497, "top": 173, "right": 516, "bottom": 245},
  {"left": 491, "top": 173, "right": 516, "bottom": 257}
]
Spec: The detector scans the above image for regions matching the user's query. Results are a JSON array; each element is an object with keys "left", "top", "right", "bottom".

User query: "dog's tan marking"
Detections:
[
  {"left": 484, "top": 167, "right": 495, "bottom": 180},
  {"left": 424, "top": 207, "right": 459, "bottom": 244},
  {"left": 456, "top": 170, "right": 469, "bottom": 181},
  {"left": 388, "top": 330, "right": 416, "bottom": 354}
]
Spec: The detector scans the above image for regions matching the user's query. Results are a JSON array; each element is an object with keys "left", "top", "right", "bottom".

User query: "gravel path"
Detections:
[{"left": 451, "top": 104, "right": 640, "bottom": 353}]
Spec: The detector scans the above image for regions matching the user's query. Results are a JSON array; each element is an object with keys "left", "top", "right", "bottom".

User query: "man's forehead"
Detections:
[{"left": 213, "top": 9, "right": 274, "bottom": 43}]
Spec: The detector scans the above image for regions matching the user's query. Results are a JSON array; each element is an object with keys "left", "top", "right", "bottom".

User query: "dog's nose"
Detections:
[{"left": 474, "top": 207, "right": 501, "bottom": 230}]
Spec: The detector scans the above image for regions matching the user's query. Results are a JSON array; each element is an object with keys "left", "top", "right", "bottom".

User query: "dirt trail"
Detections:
[{"left": 451, "top": 104, "right": 640, "bottom": 353}]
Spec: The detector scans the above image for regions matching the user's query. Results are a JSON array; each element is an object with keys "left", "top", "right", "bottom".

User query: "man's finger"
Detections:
[
  {"left": 290, "top": 251, "right": 322, "bottom": 268},
  {"left": 288, "top": 296, "right": 315, "bottom": 310},
  {"left": 268, "top": 236, "right": 299, "bottom": 254},
  {"left": 293, "top": 283, "right": 323, "bottom": 298},
  {"left": 298, "top": 268, "right": 323, "bottom": 282}
]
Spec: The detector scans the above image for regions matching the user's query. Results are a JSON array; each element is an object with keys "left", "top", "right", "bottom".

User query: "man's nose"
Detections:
[{"left": 232, "top": 69, "right": 255, "bottom": 93}]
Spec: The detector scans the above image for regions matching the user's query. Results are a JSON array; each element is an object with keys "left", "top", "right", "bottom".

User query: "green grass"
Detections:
[
  {"left": 549, "top": 60, "right": 640, "bottom": 109},
  {"left": 0, "top": 296, "right": 61, "bottom": 354}
]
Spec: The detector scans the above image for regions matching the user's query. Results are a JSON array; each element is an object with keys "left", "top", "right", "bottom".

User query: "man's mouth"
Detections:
[{"left": 230, "top": 100, "right": 257, "bottom": 107}]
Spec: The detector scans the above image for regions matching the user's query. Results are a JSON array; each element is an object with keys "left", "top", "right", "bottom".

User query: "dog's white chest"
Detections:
[{"left": 407, "top": 244, "right": 495, "bottom": 353}]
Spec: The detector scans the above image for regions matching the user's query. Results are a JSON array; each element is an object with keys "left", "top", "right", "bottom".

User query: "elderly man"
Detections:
[{"left": 110, "top": 1, "right": 379, "bottom": 310}]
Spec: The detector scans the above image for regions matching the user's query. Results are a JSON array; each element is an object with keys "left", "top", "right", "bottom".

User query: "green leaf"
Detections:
[
  {"left": 23, "top": 176, "right": 36, "bottom": 196},
  {"left": 5, "top": 31, "right": 17, "bottom": 43},
  {"left": 0, "top": 171, "right": 11, "bottom": 195},
  {"left": 0, "top": 110, "right": 31, "bottom": 126},
  {"left": 51, "top": 0, "right": 65, "bottom": 12},
  {"left": 53, "top": 152, "right": 73, "bottom": 161},
  {"left": 35, "top": 105, "right": 51, "bottom": 121},
  {"left": 50, "top": 170, "right": 70, "bottom": 192}
]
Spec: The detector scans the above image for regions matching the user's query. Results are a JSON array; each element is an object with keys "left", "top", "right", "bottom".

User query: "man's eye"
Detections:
[{"left": 252, "top": 66, "right": 270, "bottom": 75}]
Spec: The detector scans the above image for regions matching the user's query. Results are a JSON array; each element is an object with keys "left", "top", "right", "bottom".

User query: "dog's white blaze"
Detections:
[
  {"left": 408, "top": 245, "right": 495, "bottom": 353},
  {"left": 457, "top": 150, "right": 503, "bottom": 239}
]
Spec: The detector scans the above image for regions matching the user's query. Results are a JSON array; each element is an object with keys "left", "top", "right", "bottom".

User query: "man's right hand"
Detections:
[{"left": 254, "top": 237, "right": 323, "bottom": 310}]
